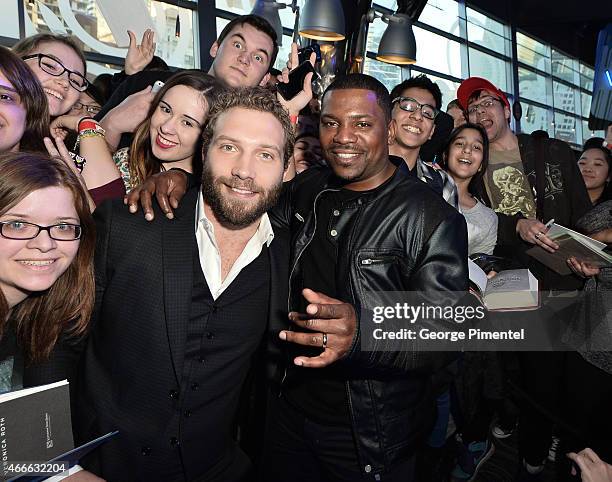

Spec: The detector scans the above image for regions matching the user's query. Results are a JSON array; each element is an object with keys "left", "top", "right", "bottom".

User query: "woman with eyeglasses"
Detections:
[
  {"left": 0, "top": 151, "right": 94, "bottom": 389},
  {"left": 13, "top": 34, "right": 124, "bottom": 206},
  {"left": 0, "top": 152, "right": 105, "bottom": 481}
]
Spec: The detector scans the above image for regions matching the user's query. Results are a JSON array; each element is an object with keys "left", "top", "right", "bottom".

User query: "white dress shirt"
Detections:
[{"left": 195, "top": 193, "right": 274, "bottom": 300}]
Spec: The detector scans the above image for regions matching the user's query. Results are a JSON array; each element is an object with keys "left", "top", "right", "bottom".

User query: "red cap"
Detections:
[{"left": 457, "top": 77, "right": 510, "bottom": 111}]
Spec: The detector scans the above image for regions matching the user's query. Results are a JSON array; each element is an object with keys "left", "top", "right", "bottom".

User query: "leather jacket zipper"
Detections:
[
  {"left": 280, "top": 188, "right": 339, "bottom": 389},
  {"left": 360, "top": 255, "right": 397, "bottom": 265}
]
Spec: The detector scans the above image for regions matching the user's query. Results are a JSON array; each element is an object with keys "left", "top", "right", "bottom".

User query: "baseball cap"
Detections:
[{"left": 457, "top": 77, "right": 510, "bottom": 110}]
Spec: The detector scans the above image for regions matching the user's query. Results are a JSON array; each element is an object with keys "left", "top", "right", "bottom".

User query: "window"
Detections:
[
  {"left": 579, "top": 63, "right": 595, "bottom": 91},
  {"left": 22, "top": 0, "right": 197, "bottom": 70},
  {"left": 517, "top": 32, "right": 550, "bottom": 74},
  {"left": 413, "top": 26, "right": 462, "bottom": 78},
  {"left": 553, "top": 81, "right": 578, "bottom": 115},
  {"left": 466, "top": 7, "right": 510, "bottom": 56},
  {"left": 581, "top": 91, "right": 592, "bottom": 119},
  {"left": 363, "top": 57, "right": 403, "bottom": 92},
  {"left": 468, "top": 48, "right": 510, "bottom": 92},
  {"left": 216, "top": 0, "right": 299, "bottom": 30},
  {"left": 419, "top": 0, "right": 462, "bottom": 37},
  {"left": 554, "top": 111, "right": 578, "bottom": 145},
  {"left": 552, "top": 49, "right": 579, "bottom": 85},
  {"left": 0, "top": 1, "right": 20, "bottom": 39},
  {"left": 581, "top": 121, "right": 605, "bottom": 145},
  {"left": 418, "top": 73, "right": 460, "bottom": 108},
  {"left": 518, "top": 66, "right": 551, "bottom": 105},
  {"left": 522, "top": 102, "right": 551, "bottom": 137}
]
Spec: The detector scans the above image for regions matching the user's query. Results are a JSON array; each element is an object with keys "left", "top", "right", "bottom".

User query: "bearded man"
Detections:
[{"left": 72, "top": 87, "right": 294, "bottom": 482}]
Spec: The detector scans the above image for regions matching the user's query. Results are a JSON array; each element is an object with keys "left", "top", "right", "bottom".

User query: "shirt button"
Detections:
[
  {"left": 170, "top": 437, "right": 179, "bottom": 446},
  {"left": 364, "top": 464, "right": 372, "bottom": 473},
  {"left": 184, "top": 410, "right": 192, "bottom": 418},
  {"left": 169, "top": 389, "right": 179, "bottom": 399},
  {"left": 330, "top": 229, "right": 338, "bottom": 237},
  {"left": 191, "top": 383, "right": 199, "bottom": 391},
  {"left": 211, "top": 305, "right": 218, "bottom": 313},
  {"left": 198, "top": 356, "right": 205, "bottom": 364},
  {"left": 141, "top": 446, "right": 151, "bottom": 456},
  {"left": 206, "top": 332, "right": 214, "bottom": 340},
  {"left": 333, "top": 209, "right": 340, "bottom": 216}
]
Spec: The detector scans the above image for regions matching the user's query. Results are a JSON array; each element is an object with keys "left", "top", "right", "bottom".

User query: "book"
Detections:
[
  {"left": 468, "top": 258, "right": 539, "bottom": 311},
  {"left": 526, "top": 223, "right": 612, "bottom": 275},
  {"left": 0, "top": 380, "right": 73, "bottom": 478},
  {"left": 0, "top": 381, "right": 118, "bottom": 481}
]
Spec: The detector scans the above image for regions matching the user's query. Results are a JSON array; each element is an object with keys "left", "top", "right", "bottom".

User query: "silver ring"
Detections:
[
  {"left": 322, "top": 333, "right": 328, "bottom": 349},
  {"left": 535, "top": 232, "right": 541, "bottom": 240}
]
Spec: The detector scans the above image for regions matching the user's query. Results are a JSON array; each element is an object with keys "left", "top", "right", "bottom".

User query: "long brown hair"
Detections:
[
  {"left": 0, "top": 46, "right": 50, "bottom": 152},
  {"left": 0, "top": 152, "right": 95, "bottom": 362},
  {"left": 128, "top": 71, "right": 220, "bottom": 188}
]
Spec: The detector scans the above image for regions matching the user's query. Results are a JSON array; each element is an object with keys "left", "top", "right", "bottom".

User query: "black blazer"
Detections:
[{"left": 71, "top": 188, "right": 288, "bottom": 480}]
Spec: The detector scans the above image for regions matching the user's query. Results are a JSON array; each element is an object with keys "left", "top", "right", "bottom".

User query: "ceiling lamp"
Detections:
[{"left": 299, "top": 0, "right": 345, "bottom": 41}]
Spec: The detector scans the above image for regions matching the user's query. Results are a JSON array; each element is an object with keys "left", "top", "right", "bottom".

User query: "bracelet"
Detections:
[
  {"left": 77, "top": 116, "right": 96, "bottom": 130},
  {"left": 69, "top": 152, "right": 86, "bottom": 172},
  {"left": 74, "top": 126, "right": 106, "bottom": 150}
]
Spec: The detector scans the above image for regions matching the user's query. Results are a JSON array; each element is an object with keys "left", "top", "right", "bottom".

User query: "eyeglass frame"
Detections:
[
  {"left": 71, "top": 101, "right": 101, "bottom": 115},
  {"left": 21, "top": 53, "right": 89, "bottom": 92},
  {"left": 391, "top": 96, "right": 439, "bottom": 120},
  {"left": 0, "top": 221, "right": 82, "bottom": 241},
  {"left": 466, "top": 96, "right": 504, "bottom": 116}
]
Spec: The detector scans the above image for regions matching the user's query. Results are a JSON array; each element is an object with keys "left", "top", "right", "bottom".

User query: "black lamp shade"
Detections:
[
  {"left": 299, "top": 0, "right": 345, "bottom": 41},
  {"left": 251, "top": 0, "right": 284, "bottom": 46},
  {"left": 376, "top": 13, "right": 416, "bottom": 65}
]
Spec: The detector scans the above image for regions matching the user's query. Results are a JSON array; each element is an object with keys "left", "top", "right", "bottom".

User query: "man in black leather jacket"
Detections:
[
  {"left": 124, "top": 74, "right": 469, "bottom": 481},
  {"left": 262, "top": 74, "right": 469, "bottom": 481}
]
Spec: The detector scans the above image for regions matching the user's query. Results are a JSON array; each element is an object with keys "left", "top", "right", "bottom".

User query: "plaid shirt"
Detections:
[{"left": 397, "top": 155, "right": 461, "bottom": 212}]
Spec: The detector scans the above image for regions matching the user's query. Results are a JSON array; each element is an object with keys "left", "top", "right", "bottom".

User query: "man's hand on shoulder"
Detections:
[
  {"left": 279, "top": 289, "right": 357, "bottom": 368},
  {"left": 125, "top": 169, "right": 189, "bottom": 221}
]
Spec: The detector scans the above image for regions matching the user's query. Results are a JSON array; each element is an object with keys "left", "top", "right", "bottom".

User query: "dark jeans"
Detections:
[{"left": 261, "top": 394, "right": 416, "bottom": 482}]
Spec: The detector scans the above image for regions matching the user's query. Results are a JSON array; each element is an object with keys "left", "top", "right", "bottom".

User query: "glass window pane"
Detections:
[
  {"left": 217, "top": 0, "right": 299, "bottom": 30},
  {"left": 363, "top": 57, "right": 403, "bottom": 92},
  {"left": 518, "top": 66, "right": 551, "bottom": 105},
  {"left": 552, "top": 49, "right": 579, "bottom": 85},
  {"left": 419, "top": 0, "right": 461, "bottom": 37},
  {"left": 580, "top": 63, "right": 595, "bottom": 91},
  {"left": 581, "top": 121, "right": 605, "bottom": 145},
  {"left": 468, "top": 48, "right": 509, "bottom": 92},
  {"left": 422, "top": 73, "right": 460, "bottom": 109},
  {"left": 412, "top": 26, "right": 462, "bottom": 78},
  {"left": 553, "top": 81, "right": 578, "bottom": 114},
  {"left": 517, "top": 31, "right": 551, "bottom": 73},
  {"left": 581, "top": 91, "right": 592, "bottom": 119},
  {"left": 0, "top": 0, "right": 20, "bottom": 38},
  {"left": 25, "top": 0, "right": 196, "bottom": 69},
  {"left": 466, "top": 7, "right": 509, "bottom": 56},
  {"left": 522, "top": 102, "right": 552, "bottom": 137},
  {"left": 554, "top": 112, "right": 578, "bottom": 145}
]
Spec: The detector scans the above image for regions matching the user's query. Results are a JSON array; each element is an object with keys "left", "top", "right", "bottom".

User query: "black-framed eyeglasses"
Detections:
[
  {"left": 0, "top": 221, "right": 82, "bottom": 241},
  {"left": 22, "top": 53, "right": 89, "bottom": 92},
  {"left": 71, "top": 101, "right": 101, "bottom": 115},
  {"left": 466, "top": 97, "right": 503, "bottom": 116},
  {"left": 392, "top": 96, "right": 439, "bottom": 120}
]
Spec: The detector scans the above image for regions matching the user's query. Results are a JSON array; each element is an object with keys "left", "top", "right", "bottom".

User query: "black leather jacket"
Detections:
[{"left": 270, "top": 165, "right": 468, "bottom": 475}]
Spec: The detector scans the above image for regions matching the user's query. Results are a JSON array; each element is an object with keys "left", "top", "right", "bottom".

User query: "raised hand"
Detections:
[
  {"left": 125, "top": 29, "right": 156, "bottom": 75},
  {"left": 276, "top": 42, "right": 316, "bottom": 117}
]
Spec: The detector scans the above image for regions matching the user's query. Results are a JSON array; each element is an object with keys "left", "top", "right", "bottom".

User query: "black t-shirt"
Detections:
[{"left": 283, "top": 188, "right": 365, "bottom": 426}]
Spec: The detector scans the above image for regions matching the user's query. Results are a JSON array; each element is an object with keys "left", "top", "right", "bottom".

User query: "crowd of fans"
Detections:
[{"left": 0, "top": 13, "right": 611, "bottom": 482}]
